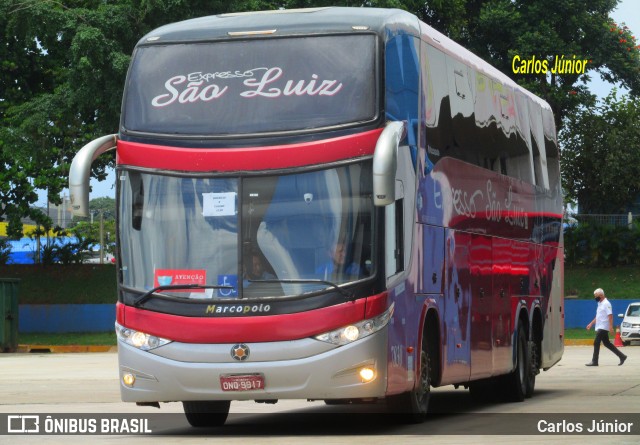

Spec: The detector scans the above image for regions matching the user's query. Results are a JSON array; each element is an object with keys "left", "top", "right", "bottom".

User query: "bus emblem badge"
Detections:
[{"left": 231, "top": 344, "right": 250, "bottom": 361}]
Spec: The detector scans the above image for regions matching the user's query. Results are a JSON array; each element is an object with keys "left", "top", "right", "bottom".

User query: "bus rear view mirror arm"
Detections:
[
  {"left": 68, "top": 134, "right": 118, "bottom": 217},
  {"left": 373, "top": 121, "right": 405, "bottom": 207}
]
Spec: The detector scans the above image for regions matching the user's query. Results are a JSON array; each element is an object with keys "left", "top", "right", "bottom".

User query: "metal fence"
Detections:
[{"left": 573, "top": 213, "right": 640, "bottom": 227}]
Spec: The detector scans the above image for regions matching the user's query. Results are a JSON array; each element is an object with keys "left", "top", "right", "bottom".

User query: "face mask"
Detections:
[{"left": 594, "top": 296, "right": 602, "bottom": 302}]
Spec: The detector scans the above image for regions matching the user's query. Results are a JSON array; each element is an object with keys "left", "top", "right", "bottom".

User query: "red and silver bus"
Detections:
[{"left": 69, "top": 7, "right": 563, "bottom": 426}]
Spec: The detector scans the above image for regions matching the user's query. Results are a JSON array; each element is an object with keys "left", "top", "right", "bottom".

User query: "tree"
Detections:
[
  {"left": 88, "top": 197, "right": 116, "bottom": 220},
  {"left": 0, "top": 0, "right": 250, "bottom": 239},
  {"left": 560, "top": 91, "right": 640, "bottom": 213},
  {"left": 2, "top": 0, "right": 639, "bottom": 234}
]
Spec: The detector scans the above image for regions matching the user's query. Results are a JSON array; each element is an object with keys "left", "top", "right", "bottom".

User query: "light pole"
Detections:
[{"left": 100, "top": 210, "right": 104, "bottom": 264}]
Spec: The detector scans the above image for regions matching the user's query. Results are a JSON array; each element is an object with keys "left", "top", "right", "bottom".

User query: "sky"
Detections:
[
  {"left": 35, "top": 0, "right": 640, "bottom": 208},
  {"left": 588, "top": 0, "right": 639, "bottom": 99}
]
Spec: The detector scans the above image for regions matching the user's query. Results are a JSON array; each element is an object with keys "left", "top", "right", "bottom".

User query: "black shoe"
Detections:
[
  {"left": 619, "top": 355, "right": 627, "bottom": 366},
  {"left": 585, "top": 362, "right": 598, "bottom": 366}
]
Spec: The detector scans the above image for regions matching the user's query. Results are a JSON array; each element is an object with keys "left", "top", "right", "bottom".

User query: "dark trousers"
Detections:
[{"left": 592, "top": 329, "right": 625, "bottom": 363}]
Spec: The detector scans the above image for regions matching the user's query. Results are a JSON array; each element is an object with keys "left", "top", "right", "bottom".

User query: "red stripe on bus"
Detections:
[
  {"left": 116, "top": 129, "right": 383, "bottom": 171},
  {"left": 117, "top": 292, "right": 389, "bottom": 343}
]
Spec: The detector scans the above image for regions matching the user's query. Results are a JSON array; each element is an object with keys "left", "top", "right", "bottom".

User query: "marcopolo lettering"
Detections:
[{"left": 205, "top": 304, "right": 271, "bottom": 315}]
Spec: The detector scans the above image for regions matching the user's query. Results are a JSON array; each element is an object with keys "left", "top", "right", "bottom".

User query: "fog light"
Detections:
[
  {"left": 123, "top": 373, "right": 136, "bottom": 387},
  {"left": 359, "top": 367, "right": 375, "bottom": 382}
]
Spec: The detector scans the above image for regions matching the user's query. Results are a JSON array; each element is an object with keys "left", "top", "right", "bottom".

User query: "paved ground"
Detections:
[{"left": 0, "top": 345, "right": 638, "bottom": 444}]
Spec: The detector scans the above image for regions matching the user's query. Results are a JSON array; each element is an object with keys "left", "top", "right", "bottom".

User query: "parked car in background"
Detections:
[
  {"left": 83, "top": 251, "right": 115, "bottom": 264},
  {"left": 618, "top": 302, "right": 640, "bottom": 346}
]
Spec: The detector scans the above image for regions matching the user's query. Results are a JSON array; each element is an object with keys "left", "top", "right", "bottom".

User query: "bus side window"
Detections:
[
  {"left": 385, "top": 198, "right": 404, "bottom": 278},
  {"left": 130, "top": 172, "right": 144, "bottom": 231}
]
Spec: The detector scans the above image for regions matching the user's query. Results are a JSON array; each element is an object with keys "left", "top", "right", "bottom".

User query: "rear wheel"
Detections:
[
  {"left": 503, "top": 323, "right": 528, "bottom": 402},
  {"left": 182, "top": 401, "right": 230, "bottom": 427},
  {"left": 525, "top": 340, "right": 539, "bottom": 398},
  {"left": 387, "top": 341, "right": 432, "bottom": 423}
]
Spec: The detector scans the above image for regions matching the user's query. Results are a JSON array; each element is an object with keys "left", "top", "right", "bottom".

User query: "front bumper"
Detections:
[
  {"left": 620, "top": 325, "right": 640, "bottom": 341},
  {"left": 118, "top": 328, "right": 388, "bottom": 403}
]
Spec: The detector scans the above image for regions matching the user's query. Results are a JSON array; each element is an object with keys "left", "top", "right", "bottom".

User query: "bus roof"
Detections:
[
  {"left": 137, "top": 7, "right": 418, "bottom": 45},
  {"left": 137, "top": 7, "right": 553, "bottom": 119}
]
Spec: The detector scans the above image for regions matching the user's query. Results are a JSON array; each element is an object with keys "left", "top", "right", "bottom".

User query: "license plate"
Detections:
[{"left": 220, "top": 374, "right": 265, "bottom": 392}]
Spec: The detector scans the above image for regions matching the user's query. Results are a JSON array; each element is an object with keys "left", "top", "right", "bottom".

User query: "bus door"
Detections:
[{"left": 442, "top": 229, "right": 471, "bottom": 385}]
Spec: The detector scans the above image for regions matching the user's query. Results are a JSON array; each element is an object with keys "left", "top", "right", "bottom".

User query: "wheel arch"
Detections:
[{"left": 512, "top": 305, "right": 530, "bottom": 368}]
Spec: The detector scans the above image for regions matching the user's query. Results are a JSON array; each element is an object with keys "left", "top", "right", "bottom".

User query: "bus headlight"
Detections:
[
  {"left": 116, "top": 322, "right": 171, "bottom": 351},
  {"left": 314, "top": 303, "right": 394, "bottom": 346}
]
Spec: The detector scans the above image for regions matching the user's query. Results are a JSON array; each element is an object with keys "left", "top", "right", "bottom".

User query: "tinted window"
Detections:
[{"left": 123, "top": 35, "right": 377, "bottom": 135}]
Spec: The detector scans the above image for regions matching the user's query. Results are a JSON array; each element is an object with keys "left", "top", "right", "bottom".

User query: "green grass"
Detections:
[
  {"left": 565, "top": 265, "right": 640, "bottom": 299},
  {"left": 564, "top": 328, "right": 595, "bottom": 340},
  {"left": 19, "top": 331, "right": 116, "bottom": 345}
]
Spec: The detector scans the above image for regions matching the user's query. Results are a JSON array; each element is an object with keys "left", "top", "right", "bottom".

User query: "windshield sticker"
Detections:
[
  {"left": 217, "top": 274, "right": 238, "bottom": 298},
  {"left": 202, "top": 192, "right": 236, "bottom": 217},
  {"left": 154, "top": 269, "right": 206, "bottom": 292}
]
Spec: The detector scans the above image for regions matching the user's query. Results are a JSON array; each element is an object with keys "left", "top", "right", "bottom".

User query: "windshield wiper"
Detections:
[
  {"left": 248, "top": 279, "right": 354, "bottom": 301},
  {"left": 134, "top": 284, "right": 233, "bottom": 308}
]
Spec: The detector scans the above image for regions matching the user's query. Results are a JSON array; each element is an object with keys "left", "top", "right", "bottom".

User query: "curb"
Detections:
[
  {"left": 17, "top": 344, "right": 117, "bottom": 353},
  {"left": 563, "top": 339, "right": 594, "bottom": 346}
]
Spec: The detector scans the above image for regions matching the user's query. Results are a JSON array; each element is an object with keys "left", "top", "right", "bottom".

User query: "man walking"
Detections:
[{"left": 585, "top": 288, "right": 627, "bottom": 366}]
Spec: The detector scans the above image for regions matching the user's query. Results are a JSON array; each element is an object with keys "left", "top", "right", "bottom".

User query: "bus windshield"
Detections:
[
  {"left": 123, "top": 34, "right": 377, "bottom": 136},
  {"left": 118, "top": 162, "right": 374, "bottom": 300}
]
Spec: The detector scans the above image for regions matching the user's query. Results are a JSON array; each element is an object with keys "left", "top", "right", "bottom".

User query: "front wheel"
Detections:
[
  {"left": 387, "top": 343, "right": 431, "bottom": 423},
  {"left": 182, "top": 400, "right": 230, "bottom": 427}
]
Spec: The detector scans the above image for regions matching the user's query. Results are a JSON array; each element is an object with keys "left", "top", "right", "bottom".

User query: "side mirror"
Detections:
[
  {"left": 69, "top": 135, "right": 117, "bottom": 217},
  {"left": 373, "top": 121, "right": 405, "bottom": 206}
]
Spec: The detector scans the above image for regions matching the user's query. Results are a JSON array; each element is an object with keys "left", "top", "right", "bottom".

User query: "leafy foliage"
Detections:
[
  {"left": 0, "top": 0, "right": 243, "bottom": 238},
  {"left": 560, "top": 91, "right": 640, "bottom": 212},
  {"left": 564, "top": 222, "right": 640, "bottom": 267},
  {"left": 0, "top": 238, "right": 11, "bottom": 265},
  {"left": 2, "top": 0, "right": 639, "bottom": 232}
]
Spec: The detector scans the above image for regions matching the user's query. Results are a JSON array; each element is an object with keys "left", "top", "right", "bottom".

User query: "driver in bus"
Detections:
[{"left": 316, "top": 241, "right": 361, "bottom": 281}]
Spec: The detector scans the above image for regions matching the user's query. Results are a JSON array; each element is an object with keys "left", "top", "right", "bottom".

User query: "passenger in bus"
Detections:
[
  {"left": 585, "top": 288, "right": 627, "bottom": 367},
  {"left": 316, "top": 242, "right": 361, "bottom": 281}
]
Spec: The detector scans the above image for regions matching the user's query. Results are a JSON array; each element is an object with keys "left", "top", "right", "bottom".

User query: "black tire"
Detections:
[
  {"left": 324, "top": 399, "right": 351, "bottom": 405},
  {"left": 182, "top": 401, "right": 230, "bottom": 427},
  {"left": 623, "top": 341, "right": 630, "bottom": 346},
  {"left": 525, "top": 340, "right": 539, "bottom": 398},
  {"left": 387, "top": 341, "right": 431, "bottom": 423},
  {"left": 503, "top": 323, "right": 528, "bottom": 402}
]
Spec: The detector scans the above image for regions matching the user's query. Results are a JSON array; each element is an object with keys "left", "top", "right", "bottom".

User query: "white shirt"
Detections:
[{"left": 595, "top": 298, "right": 613, "bottom": 331}]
